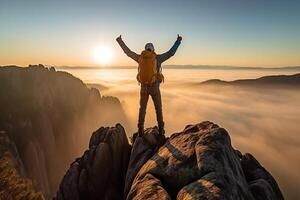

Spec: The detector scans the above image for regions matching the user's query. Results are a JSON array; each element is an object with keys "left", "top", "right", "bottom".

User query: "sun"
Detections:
[{"left": 92, "top": 45, "right": 113, "bottom": 66}]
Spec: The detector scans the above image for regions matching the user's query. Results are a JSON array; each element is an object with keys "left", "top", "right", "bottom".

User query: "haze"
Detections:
[{"left": 58, "top": 67, "right": 300, "bottom": 199}]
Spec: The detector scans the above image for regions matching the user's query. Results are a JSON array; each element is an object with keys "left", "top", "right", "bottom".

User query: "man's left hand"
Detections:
[{"left": 177, "top": 34, "right": 182, "bottom": 42}]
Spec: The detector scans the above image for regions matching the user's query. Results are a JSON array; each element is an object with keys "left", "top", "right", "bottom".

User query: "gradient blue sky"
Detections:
[{"left": 1, "top": 0, "right": 300, "bottom": 67}]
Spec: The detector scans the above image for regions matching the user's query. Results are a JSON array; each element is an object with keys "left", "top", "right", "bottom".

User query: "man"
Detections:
[{"left": 116, "top": 34, "right": 182, "bottom": 136}]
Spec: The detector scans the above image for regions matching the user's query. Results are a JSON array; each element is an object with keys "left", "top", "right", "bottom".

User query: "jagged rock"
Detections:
[
  {"left": 124, "top": 127, "right": 166, "bottom": 198},
  {"left": 55, "top": 121, "right": 284, "bottom": 200},
  {"left": 126, "top": 121, "right": 284, "bottom": 200},
  {"left": 55, "top": 124, "right": 131, "bottom": 200},
  {"left": 241, "top": 153, "right": 284, "bottom": 200}
]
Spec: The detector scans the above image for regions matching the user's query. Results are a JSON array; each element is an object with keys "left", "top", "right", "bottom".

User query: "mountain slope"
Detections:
[{"left": 0, "top": 65, "right": 127, "bottom": 197}]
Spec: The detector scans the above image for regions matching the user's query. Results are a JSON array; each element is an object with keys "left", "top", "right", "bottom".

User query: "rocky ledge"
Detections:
[{"left": 55, "top": 121, "right": 284, "bottom": 200}]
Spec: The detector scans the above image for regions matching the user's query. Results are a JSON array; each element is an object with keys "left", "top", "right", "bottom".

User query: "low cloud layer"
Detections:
[
  {"left": 98, "top": 80, "right": 300, "bottom": 200},
  {"left": 66, "top": 68, "right": 300, "bottom": 199}
]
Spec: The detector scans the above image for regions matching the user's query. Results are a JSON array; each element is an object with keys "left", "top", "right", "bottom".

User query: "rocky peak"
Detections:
[{"left": 55, "top": 121, "right": 284, "bottom": 200}]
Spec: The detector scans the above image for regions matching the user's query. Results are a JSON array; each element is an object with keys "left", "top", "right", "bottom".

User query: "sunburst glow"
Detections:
[{"left": 92, "top": 45, "right": 113, "bottom": 66}]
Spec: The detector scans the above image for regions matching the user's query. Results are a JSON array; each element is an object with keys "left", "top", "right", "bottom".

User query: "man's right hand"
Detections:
[{"left": 116, "top": 35, "right": 122, "bottom": 42}]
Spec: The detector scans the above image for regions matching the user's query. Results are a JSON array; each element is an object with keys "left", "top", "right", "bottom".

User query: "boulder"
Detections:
[
  {"left": 126, "top": 121, "right": 283, "bottom": 200},
  {"left": 55, "top": 124, "right": 131, "bottom": 200}
]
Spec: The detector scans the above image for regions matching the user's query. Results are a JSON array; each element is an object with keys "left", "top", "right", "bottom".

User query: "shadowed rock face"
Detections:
[
  {"left": 56, "top": 121, "right": 284, "bottom": 200},
  {"left": 55, "top": 124, "right": 131, "bottom": 200},
  {"left": 241, "top": 153, "right": 284, "bottom": 200}
]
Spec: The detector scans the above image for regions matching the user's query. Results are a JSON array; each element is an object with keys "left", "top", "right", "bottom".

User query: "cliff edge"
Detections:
[{"left": 0, "top": 65, "right": 127, "bottom": 197}]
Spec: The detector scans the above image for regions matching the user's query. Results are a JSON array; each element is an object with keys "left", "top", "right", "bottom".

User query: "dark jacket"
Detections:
[{"left": 117, "top": 38, "right": 181, "bottom": 71}]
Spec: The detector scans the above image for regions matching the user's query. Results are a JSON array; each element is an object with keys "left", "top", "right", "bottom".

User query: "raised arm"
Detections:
[
  {"left": 157, "top": 34, "right": 182, "bottom": 63},
  {"left": 116, "top": 35, "right": 139, "bottom": 62}
]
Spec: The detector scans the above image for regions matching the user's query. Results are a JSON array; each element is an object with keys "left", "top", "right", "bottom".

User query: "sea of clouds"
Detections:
[{"left": 63, "top": 68, "right": 300, "bottom": 199}]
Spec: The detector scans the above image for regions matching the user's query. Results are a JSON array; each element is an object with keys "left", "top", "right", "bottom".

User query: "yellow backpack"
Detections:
[{"left": 137, "top": 50, "right": 164, "bottom": 84}]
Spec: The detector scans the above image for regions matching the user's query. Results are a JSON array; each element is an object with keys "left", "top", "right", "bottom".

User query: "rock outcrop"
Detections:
[
  {"left": 56, "top": 122, "right": 284, "bottom": 200},
  {"left": 55, "top": 124, "right": 131, "bottom": 200}
]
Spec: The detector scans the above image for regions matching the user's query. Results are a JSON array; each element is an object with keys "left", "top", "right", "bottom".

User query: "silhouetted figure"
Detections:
[{"left": 116, "top": 34, "right": 182, "bottom": 136}]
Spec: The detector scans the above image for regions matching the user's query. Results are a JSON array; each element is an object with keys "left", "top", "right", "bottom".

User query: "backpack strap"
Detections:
[{"left": 137, "top": 62, "right": 141, "bottom": 85}]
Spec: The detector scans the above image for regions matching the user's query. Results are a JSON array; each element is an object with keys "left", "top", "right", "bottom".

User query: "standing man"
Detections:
[{"left": 116, "top": 34, "right": 182, "bottom": 136}]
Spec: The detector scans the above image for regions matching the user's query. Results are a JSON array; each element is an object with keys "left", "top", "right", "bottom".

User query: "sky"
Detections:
[{"left": 0, "top": 0, "right": 300, "bottom": 67}]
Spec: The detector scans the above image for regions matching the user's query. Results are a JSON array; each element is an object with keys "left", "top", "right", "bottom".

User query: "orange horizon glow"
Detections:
[{"left": 1, "top": 44, "right": 300, "bottom": 68}]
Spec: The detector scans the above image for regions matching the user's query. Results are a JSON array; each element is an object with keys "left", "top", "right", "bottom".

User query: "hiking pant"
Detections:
[{"left": 138, "top": 83, "right": 164, "bottom": 130}]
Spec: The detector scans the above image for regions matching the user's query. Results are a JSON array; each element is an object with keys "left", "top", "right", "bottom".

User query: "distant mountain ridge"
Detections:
[
  {"left": 10, "top": 65, "right": 300, "bottom": 71},
  {"left": 201, "top": 73, "right": 300, "bottom": 87},
  {"left": 165, "top": 65, "right": 300, "bottom": 71}
]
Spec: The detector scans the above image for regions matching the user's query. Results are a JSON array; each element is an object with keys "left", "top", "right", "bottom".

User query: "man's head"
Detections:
[{"left": 145, "top": 43, "right": 155, "bottom": 52}]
